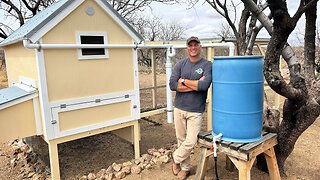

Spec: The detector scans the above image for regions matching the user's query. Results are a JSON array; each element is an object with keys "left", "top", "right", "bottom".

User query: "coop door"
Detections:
[{"left": 50, "top": 92, "right": 139, "bottom": 139}]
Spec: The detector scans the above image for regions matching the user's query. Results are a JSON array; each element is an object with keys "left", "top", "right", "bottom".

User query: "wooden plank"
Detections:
[
  {"left": 220, "top": 140, "right": 233, "bottom": 148},
  {"left": 204, "top": 134, "right": 213, "bottom": 142},
  {"left": 264, "top": 148, "right": 281, "bottom": 180},
  {"left": 230, "top": 142, "right": 246, "bottom": 150},
  {"left": 198, "top": 131, "right": 211, "bottom": 139},
  {"left": 195, "top": 148, "right": 210, "bottom": 180},
  {"left": 198, "top": 138, "right": 212, "bottom": 148},
  {"left": 247, "top": 137, "right": 277, "bottom": 160},
  {"left": 219, "top": 145, "right": 248, "bottom": 161},
  {"left": 239, "top": 133, "right": 277, "bottom": 153}
]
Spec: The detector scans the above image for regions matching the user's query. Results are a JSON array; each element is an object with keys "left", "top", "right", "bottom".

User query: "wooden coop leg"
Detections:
[
  {"left": 228, "top": 156, "right": 256, "bottom": 180},
  {"left": 195, "top": 148, "right": 214, "bottom": 180},
  {"left": 48, "top": 140, "right": 60, "bottom": 180},
  {"left": 264, "top": 148, "right": 281, "bottom": 180},
  {"left": 133, "top": 120, "right": 140, "bottom": 159}
]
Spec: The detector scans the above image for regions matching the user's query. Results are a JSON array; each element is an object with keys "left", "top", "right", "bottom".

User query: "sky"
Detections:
[{"left": 143, "top": 0, "right": 319, "bottom": 45}]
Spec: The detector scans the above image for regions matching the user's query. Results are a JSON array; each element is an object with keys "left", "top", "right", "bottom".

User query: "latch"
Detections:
[
  {"left": 125, "top": 94, "right": 130, "bottom": 98},
  {"left": 51, "top": 120, "right": 57, "bottom": 124},
  {"left": 95, "top": 99, "right": 101, "bottom": 103}
]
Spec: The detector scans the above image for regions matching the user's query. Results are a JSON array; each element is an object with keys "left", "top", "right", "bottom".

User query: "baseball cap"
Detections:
[{"left": 186, "top": 36, "right": 200, "bottom": 45}]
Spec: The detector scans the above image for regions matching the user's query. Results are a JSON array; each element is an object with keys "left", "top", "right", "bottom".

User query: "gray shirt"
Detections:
[{"left": 169, "top": 58, "right": 212, "bottom": 113}]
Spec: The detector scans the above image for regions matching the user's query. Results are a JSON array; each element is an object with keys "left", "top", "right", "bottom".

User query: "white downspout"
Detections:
[{"left": 165, "top": 47, "right": 176, "bottom": 123}]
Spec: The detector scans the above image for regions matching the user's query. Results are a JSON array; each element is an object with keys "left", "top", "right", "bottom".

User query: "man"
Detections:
[{"left": 169, "top": 36, "right": 212, "bottom": 179}]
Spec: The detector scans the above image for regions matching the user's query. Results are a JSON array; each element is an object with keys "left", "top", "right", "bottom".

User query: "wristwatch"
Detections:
[{"left": 181, "top": 79, "right": 186, "bottom": 85}]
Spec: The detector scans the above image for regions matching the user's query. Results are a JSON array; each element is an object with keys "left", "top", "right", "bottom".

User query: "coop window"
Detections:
[{"left": 77, "top": 32, "right": 109, "bottom": 59}]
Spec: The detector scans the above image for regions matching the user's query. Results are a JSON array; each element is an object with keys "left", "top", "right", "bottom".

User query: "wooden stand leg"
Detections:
[
  {"left": 195, "top": 148, "right": 214, "bottom": 180},
  {"left": 228, "top": 156, "right": 256, "bottom": 180},
  {"left": 48, "top": 140, "right": 60, "bottom": 180},
  {"left": 264, "top": 148, "right": 281, "bottom": 180},
  {"left": 133, "top": 121, "right": 140, "bottom": 159}
]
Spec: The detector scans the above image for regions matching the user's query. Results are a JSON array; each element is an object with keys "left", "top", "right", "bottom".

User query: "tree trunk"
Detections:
[{"left": 242, "top": 0, "right": 320, "bottom": 175}]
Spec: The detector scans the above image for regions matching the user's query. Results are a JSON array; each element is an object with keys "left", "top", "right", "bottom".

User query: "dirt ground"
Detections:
[{"left": 0, "top": 71, "right": 320, "bottom": 179}]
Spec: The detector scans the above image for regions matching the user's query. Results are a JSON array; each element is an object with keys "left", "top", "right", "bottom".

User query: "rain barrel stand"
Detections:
[{"left": 195, "top": 131, "right": 281, "bottom": 180}]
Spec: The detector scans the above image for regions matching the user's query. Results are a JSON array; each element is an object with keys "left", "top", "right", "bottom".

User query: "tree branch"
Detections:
[
  {"left": 292, "top": 0, "right": 318, "bottom": 24},
  {"left": 2, "top": 0, "right": 25, "bottom": 26}
]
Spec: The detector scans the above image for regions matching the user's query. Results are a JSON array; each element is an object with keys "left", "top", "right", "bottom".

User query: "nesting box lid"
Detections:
[{"left": 0, "top": 85, "right": 37, "bottom": 107}]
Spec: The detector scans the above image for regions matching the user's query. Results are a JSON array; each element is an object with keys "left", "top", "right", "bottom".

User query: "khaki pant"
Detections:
[{"left": 172, "top": 108, "right": 203, "bottom": 171}]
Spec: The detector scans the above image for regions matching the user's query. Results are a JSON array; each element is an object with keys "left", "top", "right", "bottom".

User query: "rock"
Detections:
[
  {"left": 158, "top": 148, "right": 165, "bottom": 154},
  {"left": 106, "top": 166, "right": 113, "bottom": 174},
  {"left": 138, "top": 163, "right": 145, "bottom": 170},
  {"left": 153, "top": 152, "right": 161, "bottom": 158},
  {"left": 88, "top": 173, "right": 96, "bottom": 180},
  {"left": 115, "top": 171, "right": 126, "bottom": 179},
  {"left": 131, "top": 165, "right": 142, "bottom": 174},
  {"left": 164, "top": 150, "right": 172, "bottom": 156},
  {"left": 147, "top": 148, "right": 157, "bottom": 155},
  {"left": 141, "top": 154, "right": 152, "bottom": 162},
  {"left": 159, "top": 155, "right": 170, "bottom": 164},
  {"left": 105, "top": 173, "right": 113, "bottom": 180},
  {"left": 145, "top": 164, "right": 152, "bottom": 169},
  {"left": 96, "top": 169, "right": 107, "bottom": 178},
  {"left": 10, "top": 158, "right": 17, "bottom": 167},
  {"left": 32, "top": 173, "right": 44, "bottom": 180},
  {"left": 121, "top": 166, "right": 131, "bottom": 175},
  {"left": 27, "top": 172, "right": 35, "bottom": 178},
  {"left": 112, "top": 163, "right": 122, "bottom": 172},
  {"left": 122, "top": 161, "right": 132, "bottom": 167},
  {"left": 79, "top": 175, "right": 88, "bottom": 180},
  {"left": 16, "top": 139, "right": 26, "bottom": 147},
  {"left": 152, "top": 157, "right": 163, "bottom": 165},
  {"left": 21, "top": 145, "right": 31, "bottom": 153},
  {"left": 17, "top": 153, "right": 25, "bottom": 160},
  {"left": 133, "top": 159, "right": 141, "bottom": 165}
]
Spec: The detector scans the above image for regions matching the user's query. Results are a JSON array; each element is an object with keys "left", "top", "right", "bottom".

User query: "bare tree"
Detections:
[
  {"left": 0, "top": 0, "right": 177, "bottom": 40},
  {"left": 203, "top": 0, "right": 269, "bottom": 55},
  {"left": 0, "top": 0, "right": 57, "bottom": 39},
  {"left": 106, "top": 0, "right": 177, "bottom": 25},
  {"left": 134, "top": 14, "right": 186, "bottom": 67},
  {"left": 215, "top": 22, "right": 234, "bottom": 38}
]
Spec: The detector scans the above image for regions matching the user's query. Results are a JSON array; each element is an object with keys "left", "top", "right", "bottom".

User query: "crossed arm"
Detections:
[
  {"left": 177, "top": 76, "right": 205, "bottom": 92},
  {"left": 169, "top": 60, "right": 212, "bottom": 93}
]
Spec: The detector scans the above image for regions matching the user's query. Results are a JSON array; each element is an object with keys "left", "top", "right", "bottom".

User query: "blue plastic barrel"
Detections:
[{"left": 212, "top": 56, "right": 264, "bottom": 143}]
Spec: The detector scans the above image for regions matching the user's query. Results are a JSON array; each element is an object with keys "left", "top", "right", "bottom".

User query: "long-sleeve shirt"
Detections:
[{"left": 169, "top": 58, "right": 212, "bottom": 113}]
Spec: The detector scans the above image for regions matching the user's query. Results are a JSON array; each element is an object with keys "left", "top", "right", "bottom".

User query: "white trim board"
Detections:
[{"left": 30, "top": 0, "right": 85, "bottom": 43}]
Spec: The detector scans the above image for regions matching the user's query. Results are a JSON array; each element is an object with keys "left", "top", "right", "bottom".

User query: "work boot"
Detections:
[
  {"left": 177, "top": 170, "right": 190, "bottom": 180},
  {"left": 172, "top": 162, "right": 181, "bottom": 176}
]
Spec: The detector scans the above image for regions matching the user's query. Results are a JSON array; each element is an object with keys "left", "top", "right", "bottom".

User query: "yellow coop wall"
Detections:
[
  {"left": 3, "top": 42, "right": 37, "bottom": 85},
  {"left": 58, "top": 101, "right": 131, "bottom": 131},
  {"left": 0, "top": 100, "right": 36, "bottom": 142},
  {"left": 42, "top": 0, "right": 134, "bottom": 102}
]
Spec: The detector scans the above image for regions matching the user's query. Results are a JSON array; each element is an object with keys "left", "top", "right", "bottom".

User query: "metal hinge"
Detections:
[
  {"left": 125, "top": 94, "right": 130, "bottom": 98},
  {"left": 95, "top": 99, "right": 101, "bottom": 103},
  {"left": 51, "top": 120, "right": 57, "bottom": 124},
  {"left": 60, "top": 104, "right": 67, "bottom": 109}
]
